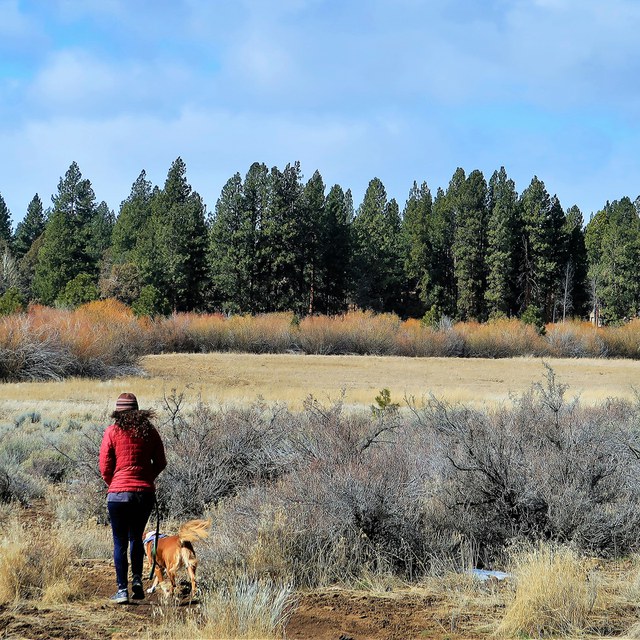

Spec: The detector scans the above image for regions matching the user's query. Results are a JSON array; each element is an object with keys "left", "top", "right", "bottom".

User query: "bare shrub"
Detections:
[
  {"left": 156, "top": 392, "right": 296, "bottom": 519},
  {"left": 200, "top": 397, "right": 438, "bottom": 587},
  {"left": 410, "top": 365, "right": 640, "bottom": 561},
  {"left": 497, "top": 543, "right": 598, "bottom": 637}
]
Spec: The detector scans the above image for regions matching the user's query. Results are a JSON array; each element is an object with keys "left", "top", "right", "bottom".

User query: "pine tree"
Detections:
[
  {"left": 32, "top": 207, "right": 77, "bottom": 304},
  {"left": 209, "top": 172, "right": 251, "bottom": 312},
  {"left": 562, "top": 205, "right": 588, "bottom": 319},
  {"left": 402, "top": 181, "right": 432, "bottom": 317},
  {"left": 485, "top": 167, "right": 520, "bottom": 318},
  {"left": 33, "top": 162, "right": 99, "bottom": 304},
  {"left": 585, "top": 197, "right": 640, "bottom": 322},
  {"left": 423, "top": 187, "right": 456, "bottom": 319},
  {"left": 321, "top": 185, "right": 352, "bottom": 314},
  {"left": 0, "top": 193, "right": 12, "bottom": 245},
  {"left": 259, "top": 162, "right": 304, "bottom": 312},
  {"left": 148, "top": 158, "right": 208, "bottom": 311},
  {"left": 87, "top": 201, "right": 115, "bottom": 268},
  {"left": 13, "top": 194, "right": 45, "bottom": 259},
  {"left": 301, "top": 170, "right": 326, "bottom": 314},
  {"left": 519, "top": 177, "right": 567, "bottom": 321},
  {"left": 451, "top": 169, "right": 488, "bottom": 321},
  {"left": 352, "top": 178, "right": 404, "bottom": 312},
  {"left": 111, "top": 170, "right": 154, "bottom": 263},
  {"left": 241, "top": 162, "right": 271, "bottom": 312}
]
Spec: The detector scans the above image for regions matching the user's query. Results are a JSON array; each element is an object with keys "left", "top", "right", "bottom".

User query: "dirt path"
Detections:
[
  {"left": 285, "top": 588, "right": 493, "bottom": 640},
  {"left": 0, "top": 559, "right": 492, "bottom": 640},
  {"left": 2, "top": 557, "right": 636, "bottom": 639}
]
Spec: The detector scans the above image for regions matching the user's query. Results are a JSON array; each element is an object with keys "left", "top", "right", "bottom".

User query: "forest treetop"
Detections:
[{"left": 0, "top": 159, "right": 638, "bottom": 325}]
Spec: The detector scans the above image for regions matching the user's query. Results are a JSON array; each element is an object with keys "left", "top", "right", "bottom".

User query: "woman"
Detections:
[{"left": 99, "top": 392, "right": 166, "bottom": 604}]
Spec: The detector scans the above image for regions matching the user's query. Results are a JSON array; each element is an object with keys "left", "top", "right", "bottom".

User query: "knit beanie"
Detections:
[{"left": 115, "top": 392, "right": 139, "bottom": 412}]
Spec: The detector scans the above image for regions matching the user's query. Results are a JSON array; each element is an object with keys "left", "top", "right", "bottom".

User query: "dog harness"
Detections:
[{"left": 143, "top": 531, "right": 167, "bottom": 545}]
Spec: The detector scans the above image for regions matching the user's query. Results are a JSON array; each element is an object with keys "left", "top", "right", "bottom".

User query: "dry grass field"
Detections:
[{"left": 0, "top": 353, "right": 638, "bottom": 419}]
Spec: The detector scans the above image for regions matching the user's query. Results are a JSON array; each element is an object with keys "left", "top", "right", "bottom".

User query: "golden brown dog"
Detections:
[{"left": 143, "top": 519, "right": 211, "bottom": 596}]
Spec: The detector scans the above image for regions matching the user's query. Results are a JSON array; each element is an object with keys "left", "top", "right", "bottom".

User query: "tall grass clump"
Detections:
[
  {"left": 497, "top": 543, "right": 598, "bottom": 638},
  {"left": 146, "top": 578, "right": 295, "bottom": 640},
  {"left": 0, "top": 519, "right": 81, "bottom": 604}
]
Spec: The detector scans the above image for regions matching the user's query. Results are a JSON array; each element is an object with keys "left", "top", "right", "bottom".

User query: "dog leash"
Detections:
[{"left": 148, "top": 496, "right": 161, "bottom": 581}]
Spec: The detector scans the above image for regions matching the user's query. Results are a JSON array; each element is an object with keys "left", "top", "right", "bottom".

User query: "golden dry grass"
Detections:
[
  {"left": 144, "top": 577, "right": 294, "bottom": 640},
  {"left": 0, "top": 518, "right": 81, "bottom": 604},
  {"left": 497, "top": 544, "right": 599, "bottom": 637},
  {"left": 0, "top": 353, "right": 638, "bottom": 418}
]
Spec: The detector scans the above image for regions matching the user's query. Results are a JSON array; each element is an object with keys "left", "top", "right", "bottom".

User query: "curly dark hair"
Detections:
[{"left": 111, "top": 409, "right": 157, "bottom": 438}]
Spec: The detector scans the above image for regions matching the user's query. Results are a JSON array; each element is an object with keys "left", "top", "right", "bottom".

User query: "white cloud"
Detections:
[
  {"left": 1, "top": 0, "right": 639, "bottom": 223},
  {"left": 0, "top": 108, "right": 374, "bottom": 219},
  {"left": 27, "top": 49, "right": 197, "bottom": 116}
]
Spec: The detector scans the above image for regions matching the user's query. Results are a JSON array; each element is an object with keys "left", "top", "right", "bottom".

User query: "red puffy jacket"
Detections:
[{"left": 99, "top": 423, "right": 167, "bottom": 492}]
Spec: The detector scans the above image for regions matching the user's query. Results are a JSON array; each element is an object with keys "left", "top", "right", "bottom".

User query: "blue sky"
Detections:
[{"left": 1, "top": 0, "right": 639, "bottom": 224}]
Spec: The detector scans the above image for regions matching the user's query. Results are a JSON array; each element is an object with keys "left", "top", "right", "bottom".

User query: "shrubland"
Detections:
[
  {"left": 4, "top": 370, "right": 640, "bottom": 585},
  {"left": 3, "top": 369, "right": 640, "bottom": 636},
  {"left": 1, "top": 302, "right": 640, "bottom": 382}
]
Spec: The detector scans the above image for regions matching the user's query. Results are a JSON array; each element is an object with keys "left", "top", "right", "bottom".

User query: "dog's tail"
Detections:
[{"left": 178, "top": 519, "right": 211, "bottom": 543}]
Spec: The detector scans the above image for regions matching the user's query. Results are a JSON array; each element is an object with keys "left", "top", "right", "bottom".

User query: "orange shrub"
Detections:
[
  {"left": 183, "top": 312, "right": 229, "bottom": 351},
  {"left": 225, "top": 312, "right": 295, "bottom": 353},
  {"left": 297, "top": 314, "right": 352, "bottom": 354},
  {"left": 4, "top": 305, "right": 640, "bottom": 382},
  {"left": 153, "top": 313, "right": 200, "bottom": 353},
  {"left": 599, "top": 319, "right": 640, "bottom": 359},
  {"left": 545, "top": 321, "right": 607, "bottom": 358},
  {"left": 337, "top": 310, "right": 402, "bottom": 355},
  {"left": 393, "top": 318, "right": 457, "bottom": 357},
  {"left": 453, "top": 318, "right": 547, "bottom": 357}
]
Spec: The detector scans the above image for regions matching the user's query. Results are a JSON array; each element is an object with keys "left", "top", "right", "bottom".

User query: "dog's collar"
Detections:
[{"left": 143, "top": 532, "right": 167, "bottom": 545}]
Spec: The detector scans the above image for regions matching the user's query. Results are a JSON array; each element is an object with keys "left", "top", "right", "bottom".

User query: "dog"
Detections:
[{"left": 143, "top": 519, "right": 211, "bottom": 596}]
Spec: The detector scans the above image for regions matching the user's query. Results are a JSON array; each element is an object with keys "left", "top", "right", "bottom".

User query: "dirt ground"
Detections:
[
  {"left": 0, "top": 560, "right": 499, "bottom": 640},
  {"left": 2, "top": 521, "right": 639, "bottom": 640}
]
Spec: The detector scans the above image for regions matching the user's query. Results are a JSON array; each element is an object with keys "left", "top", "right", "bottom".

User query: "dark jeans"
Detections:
[{"left": 107, "top": 493, "right": 155, "bottom": 590}]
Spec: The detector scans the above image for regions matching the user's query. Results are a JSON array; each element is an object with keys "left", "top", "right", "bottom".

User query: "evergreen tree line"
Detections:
[{"left": 0, "top": 158, "right": 638, "bottom": 324}]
